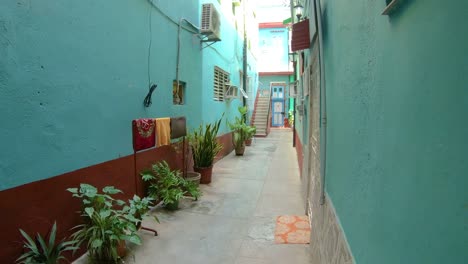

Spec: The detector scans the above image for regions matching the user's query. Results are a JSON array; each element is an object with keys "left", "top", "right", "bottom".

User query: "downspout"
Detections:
[
  {"left": 242, "top": 1, "right": 247, "bottom": 109},
  {"left": 290, "top": 0, "right": 296, "bottom": 147},
  {"left": 176, "top": 18, "right": 199, "bottom": 104},
  {"left": 313, "top": 0, "right": 327, "bottom": 205},
  {"left": 176, "top": 18, "right": 182, "bottom": 99}
]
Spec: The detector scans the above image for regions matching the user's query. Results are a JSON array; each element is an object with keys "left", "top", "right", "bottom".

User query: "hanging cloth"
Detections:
[
  {"left": 170, "top": 116, "right": 187, "bottom": 139},
  {"left": 155, "top": 117, "right": 171, "bottom": 147},
  {"left": 132, "top": 119, "right": 156, "bottom": 151}
]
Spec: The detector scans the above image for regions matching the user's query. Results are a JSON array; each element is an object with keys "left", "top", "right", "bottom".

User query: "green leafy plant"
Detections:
[
  {"left": 187, "top": 114, "right": 224, "bottom": 168},
  {"left": 245, "top": 126, "right": 256, "bottom": 140},
  {"left": 16, "top": 222, "right": 77, "bottom": 264},
  {"left": 67, "top": 184, "right": 153, "bottom": 263},
  {"left": 229, "top": 106, "right": 255, "bottom": 148},
  {"left": 288, "top": 110, "right": 294, "bottom": 126},
  {"left": 124, "top": 195, "right": 158, "bottom": 226},
  {"left": 141, "top": 161, "right": 201, "bottom": 210}
]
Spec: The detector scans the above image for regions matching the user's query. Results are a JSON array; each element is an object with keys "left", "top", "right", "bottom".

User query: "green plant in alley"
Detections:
[
  {"left": 67, "top": 184, "right": 154, "bottom": 263},
  {"left": 187, "top": 114, "right": 224, "bottom": 169},
  {"left": 229, "top": 106, "right": 255, "bottom": 154},
  {"left": 245, "top": 125, "right": 256, "bottom": 141},
  {"left": 141, "top": 161, "right": 201, "bottom": 210},
  {"left": 16, "top": 222, "right": 77, "bottom": 264},
  {"left": 288, "top": 110, "right": 294, "bottom": 127},
  {"left": 124, "top": 195, "right": 159, "bottom": 227}
]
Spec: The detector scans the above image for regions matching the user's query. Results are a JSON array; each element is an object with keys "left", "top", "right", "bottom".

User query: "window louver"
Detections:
[{"left": 214, "top": 66, "right": 229, "bottom": 102}]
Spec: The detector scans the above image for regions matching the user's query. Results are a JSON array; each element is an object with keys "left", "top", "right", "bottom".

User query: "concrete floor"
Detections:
[{"left": 75, "top": 129, "right": 310, "bottom": 264}]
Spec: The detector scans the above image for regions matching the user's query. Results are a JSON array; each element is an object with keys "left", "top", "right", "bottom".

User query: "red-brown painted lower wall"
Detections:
[
  {"left": 294, "top": 129, "right": 303, "bottom": 178},
  {"left": 0, "top": 132, "right": 233, "bottom": 263}
]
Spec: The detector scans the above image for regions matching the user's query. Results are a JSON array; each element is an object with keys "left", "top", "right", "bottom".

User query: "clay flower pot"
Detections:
[{"left": 194, "top": 166, "right": 213, "bottom": 184}]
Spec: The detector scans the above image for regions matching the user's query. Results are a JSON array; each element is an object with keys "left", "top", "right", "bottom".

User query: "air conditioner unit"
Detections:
[
  {"left": 200, "top": 3, "right": 221, "bottom": 41},
  {"left": 225, "top": 84, "right": 239, "bottom": 99}
]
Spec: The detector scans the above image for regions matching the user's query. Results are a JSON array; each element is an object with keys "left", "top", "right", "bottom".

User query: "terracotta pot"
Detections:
[
  {"left": 245, "top": 138, "right": 252, "bottom": 146},
  {"left": 194, "top": 166, "right": 213, "bottom": 184},
  {"left": 284, "top": 118, "right": 290, "bottom": 128},
  {"left": 117, "top": 240, "right": 126, "bottom": 258},
  {"left": 235, "top": 144, "right": 245, "bottom": 156}
]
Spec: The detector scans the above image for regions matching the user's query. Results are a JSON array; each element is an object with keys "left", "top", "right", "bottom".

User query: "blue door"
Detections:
[
  {"left": 271, "top": 84, "right": 285, "bottom": 127},
  {"left": 272, "top": 98, "right": 284, "bottom": 127}
]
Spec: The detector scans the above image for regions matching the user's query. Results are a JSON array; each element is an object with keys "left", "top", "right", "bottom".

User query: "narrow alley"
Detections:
[{"left": 76, "top": 129, "right": 310, "bottom": 264}]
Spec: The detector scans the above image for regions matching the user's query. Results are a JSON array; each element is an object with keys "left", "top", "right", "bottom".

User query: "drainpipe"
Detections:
[
  {"left": 242, "top": 1, "right": 247, "bottom": 109},
  {"left": 313, "top": 0, "right": 327, "bottom": 205},
  {"left": 290, "top": 0, "right": 296, "bottom": 147},
  {"left": 176, "top": 19, "right": 182, "bottom": 99}
]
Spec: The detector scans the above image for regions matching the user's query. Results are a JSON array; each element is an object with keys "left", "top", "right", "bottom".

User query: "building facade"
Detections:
[
  {"left": 0, "top": 0, "right": 258, "bottom": 262},
  {"left": 292, "top": 0, "right": 468, "bottom": 263}
]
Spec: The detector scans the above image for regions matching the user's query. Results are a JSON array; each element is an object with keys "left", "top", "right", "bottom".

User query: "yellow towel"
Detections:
[{"left": 155, "top": 117, "right": 171, "bottom": 147}]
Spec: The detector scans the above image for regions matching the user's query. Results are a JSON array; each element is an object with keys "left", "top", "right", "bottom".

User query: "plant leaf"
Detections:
[
  {"left": 84, "top": 207, "right": 95, "bottom": 218},
  {"left": 103, "top": 186, "right": 122, "bottom": 194},
  {"left": 48, "top": 222, "right": 57, "bottom": 251},
  {"left": 66, "top": 188, "right": 78, "bottom": 194},
  {"left": 123, "top": 234, "right": 142, "bottom": 245},
  {"left": 91, "top": 239, "right": 103, "bottom": 248}
]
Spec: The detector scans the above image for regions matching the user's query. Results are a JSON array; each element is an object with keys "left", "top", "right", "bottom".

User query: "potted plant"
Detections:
[
  {"left": 16, "top": 222, "right": 77, "bottom": 264},
  {"left": 288, "top": 110, "right": 294, "bottom": 128},
  {"left": 67, "top": 184, "right": 146, "bottom": 263},
  {"left": 229, "top": 121, "right": 248, "bottom": 156},
  {"left": 187, "top": 115, "right": 224, "bottom": 184},
  {"left": 172, "top": 138, "right": 202, "bottom": 186},
  {"left": 124, "top": 195, "right": 158, "bottom": 229},
  {"left": 244, "top": 126, "right": 256, "bottom": 146},
  {"left": 229, "top": 106, "right": 253, "bottom": 155},
  {"left": 141, "top": 161, "right": 201, "bottom": 210}
]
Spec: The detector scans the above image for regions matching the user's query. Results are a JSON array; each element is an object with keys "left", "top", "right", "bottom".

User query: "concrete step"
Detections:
[{"left": 253, "top": 118, "right": 268, "bottom": 123}]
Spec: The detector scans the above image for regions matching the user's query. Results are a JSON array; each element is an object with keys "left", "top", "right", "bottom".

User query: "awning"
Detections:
[{"left": 291, "top": 19, "right": 310, "bottom": 52}]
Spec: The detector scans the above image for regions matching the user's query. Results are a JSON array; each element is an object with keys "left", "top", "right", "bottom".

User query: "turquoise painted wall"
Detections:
[
  {"left": 200, "top": 0, "right": 258, "bottom": 132},
  {"left": 0, "top": 0, "right": 210, "bottom": 190},
  {"left": 320, "top": 0, "right": 468, "bottom": 263}
]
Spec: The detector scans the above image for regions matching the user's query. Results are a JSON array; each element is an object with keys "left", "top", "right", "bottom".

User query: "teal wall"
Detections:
[
  {"left": 320, "top": 0, "right": 468, "bottom": 263},
  {"left": 200, "top": 0, "right": 258, "bottom": 132},
  {"left": 0, "top": 0, "right": 257, "bottom": 191}
]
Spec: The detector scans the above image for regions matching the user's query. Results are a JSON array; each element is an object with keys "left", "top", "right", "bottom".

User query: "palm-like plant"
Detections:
[
  {"left": 187, "top": 115, "right": 224, "bottom": 168},
  {"left": 16, "top": 222, "right": 77, "bottom": 264},
  {"left": 229, "top": 106, "right": 254, "bottom": 147}
]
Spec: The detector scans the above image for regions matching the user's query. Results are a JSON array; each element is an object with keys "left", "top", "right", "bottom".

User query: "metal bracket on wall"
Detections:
[
  {"left": 200, "top": 34, "right": 221, "bottom": 50},
  {"left": 382, "top": 0, "right": 402, "bottom": 15},
  {"left": 200, "top": 39, "right": 220, "bottom": 50}
]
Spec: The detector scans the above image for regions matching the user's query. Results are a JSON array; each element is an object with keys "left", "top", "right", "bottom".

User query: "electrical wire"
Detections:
[
  {"left": 146, "top": 0, "right": 199, "bottom": 34},
  {"left": 143, "top": 84, "right": 158, "bottom": 107}
]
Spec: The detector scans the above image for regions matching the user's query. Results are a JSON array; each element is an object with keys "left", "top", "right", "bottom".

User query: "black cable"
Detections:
[{"left": 143, "top": 84, "right": 157, "bottom": 107}]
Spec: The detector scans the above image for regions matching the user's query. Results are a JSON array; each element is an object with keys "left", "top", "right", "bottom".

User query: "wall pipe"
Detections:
[
  {"left": 290, "top": 1, "right": 296, "bottom": 147},
  {"left": 242, "top": 1, "right": 247, "bottom": 108},
  {"left": 176, "top": 18, "right": 200, "bottom": 104},
  {"left": 313, "top": 0, "right": 328, "bottom": 205}
]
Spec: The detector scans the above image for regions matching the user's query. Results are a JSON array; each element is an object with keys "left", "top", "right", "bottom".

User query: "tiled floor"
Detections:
[{"left": 74, "top": 129, "right": 310, "bottom": 264}]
